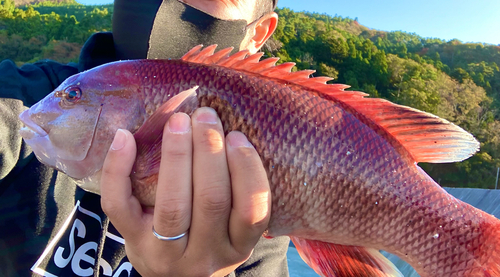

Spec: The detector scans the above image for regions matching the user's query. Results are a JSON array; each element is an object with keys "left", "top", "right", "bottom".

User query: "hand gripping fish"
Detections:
[{"left": 19, "top": 45, "right": 500, "bottom": 277}]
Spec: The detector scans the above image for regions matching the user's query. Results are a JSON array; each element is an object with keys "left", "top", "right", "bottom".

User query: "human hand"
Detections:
[{"left": 100, "top": 107, "right": 271, "bottom": 277}]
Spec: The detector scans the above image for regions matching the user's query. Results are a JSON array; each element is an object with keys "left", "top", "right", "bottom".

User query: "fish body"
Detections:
[{"left": 19, "top": 45, "right": 500, "bottom": 277}]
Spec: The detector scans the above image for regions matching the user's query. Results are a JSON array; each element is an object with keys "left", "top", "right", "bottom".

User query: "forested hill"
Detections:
[
  {"left": 1, "top": 1, "right": 499, "bottom": 188},
  {"left": 13, "top": 0, "right": 77, "bottom": 7}
]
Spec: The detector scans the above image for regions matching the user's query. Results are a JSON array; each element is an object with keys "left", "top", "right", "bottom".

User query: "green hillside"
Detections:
[
  {"left": 13, "top": 0, "right": 76, "bottom": 7},
  {"left": 23, "top": 0, "right": 113, "bottom": 21},
  {"left": 0, "top": 0, "right": 111, "bottom": 63},
  {"left": 1, "top": 1, "right": 499, "bottom": 188}
]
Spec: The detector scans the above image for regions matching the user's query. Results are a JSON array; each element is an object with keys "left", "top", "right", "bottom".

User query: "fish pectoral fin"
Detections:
[
  {"left": 291, "top": 237, "right": 402, "bottom": 277},
  {"left": 133, "top": 86, "right": 199, "bottom": 178}
]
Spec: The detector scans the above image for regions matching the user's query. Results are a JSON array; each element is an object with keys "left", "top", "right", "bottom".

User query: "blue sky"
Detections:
[{"left": 77, "top": 0, "right": 500, "bottom": 45}]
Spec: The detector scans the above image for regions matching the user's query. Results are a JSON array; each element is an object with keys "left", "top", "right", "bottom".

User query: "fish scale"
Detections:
[{"left": 19, "top": 45, "right": 500, "bottom": 277}]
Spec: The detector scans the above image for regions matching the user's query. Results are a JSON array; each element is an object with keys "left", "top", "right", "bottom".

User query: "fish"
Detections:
[{"left": 19, "top": 44, "right": 500, "bottom": 277}]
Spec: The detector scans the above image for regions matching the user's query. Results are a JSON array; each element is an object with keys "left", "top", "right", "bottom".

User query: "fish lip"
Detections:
[{"left": 19, "top": 110, "right": 48, "bottom": 137}]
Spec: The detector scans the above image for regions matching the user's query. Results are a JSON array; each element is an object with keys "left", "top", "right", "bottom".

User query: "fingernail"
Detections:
[
  {"left": 227, "top": 131, "right": 253, "bottom": 148},
  {"left": 168, "top": 113, "right": 191, "bottom": 134},
  {"left": 111, "top": 129, "right": 127, "bottom": 150},
  {"left": 195, "top": 107, "right": 218, "bottom": 124}
]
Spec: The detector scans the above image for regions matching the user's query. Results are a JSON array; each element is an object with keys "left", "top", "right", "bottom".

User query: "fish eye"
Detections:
[{"left": 64, "top": 87, "right": 82, "bottom": 103}]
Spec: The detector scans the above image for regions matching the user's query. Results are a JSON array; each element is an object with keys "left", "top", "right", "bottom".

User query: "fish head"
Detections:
[
  {"left": 19, "top": 62, "right": 146, "bottom": 192},
  {"left": 20, "top": 74, "right": 104, "bottom": 164}
]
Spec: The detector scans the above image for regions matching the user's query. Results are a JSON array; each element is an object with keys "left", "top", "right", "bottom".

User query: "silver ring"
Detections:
[{"left": 152, "top": 226, "right": 187, "bottom": 241}]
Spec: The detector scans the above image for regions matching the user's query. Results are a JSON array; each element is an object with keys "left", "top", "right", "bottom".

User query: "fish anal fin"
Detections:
[
  {"left": 291, "top": 237, "right": 402, "bottom": 277},
  {"left": 181, "top": 45, "right": 479, "bottom": 163},
  {"left": 132, "top": 86, "right": 199, "bottom": 183}
]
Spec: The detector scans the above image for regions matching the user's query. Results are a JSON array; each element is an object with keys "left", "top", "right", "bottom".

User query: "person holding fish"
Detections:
[
  {"left": 6, "top": 0, "right": 500, "bottom": 276},
  {"left": 0, "top": 0, "right": 290, "bottom": 276}
]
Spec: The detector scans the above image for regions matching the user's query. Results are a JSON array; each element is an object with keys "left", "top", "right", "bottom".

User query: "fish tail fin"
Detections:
[{"left": 291, "top": 237, "right": 402, "bottom": 277}]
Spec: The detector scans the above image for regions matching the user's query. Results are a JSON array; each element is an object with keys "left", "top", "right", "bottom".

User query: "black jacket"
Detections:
[{"left": 0, "top": 32, "right": 290, "bottom": 277}]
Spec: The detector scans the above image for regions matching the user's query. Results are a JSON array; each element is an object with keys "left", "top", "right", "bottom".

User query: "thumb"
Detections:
[{"left": 100, "top": 129, "right": 144, "bottom": 239}]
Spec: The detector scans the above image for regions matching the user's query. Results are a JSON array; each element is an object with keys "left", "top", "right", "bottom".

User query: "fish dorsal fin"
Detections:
[
  {"left": 291, "top": 237, "right": 403, "bottom": 277},
  {"left": 181, "top": 45, "right": 479, "bottom": 163}
]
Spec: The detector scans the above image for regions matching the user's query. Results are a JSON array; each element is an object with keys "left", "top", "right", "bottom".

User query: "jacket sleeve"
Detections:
[
  {"left": 233, "top": 236, "right": 291, "bottom": 277},
  {"left": 0, "top": 59, "right": 78, "bottom": 184},
  {"left": 0, "top": 59, "right": 79, "bottom": 276}
]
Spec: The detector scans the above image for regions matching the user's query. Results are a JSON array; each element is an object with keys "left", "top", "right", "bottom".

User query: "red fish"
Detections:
[{"left": 19, "top": 45, "right": 500, "bottom": 277}]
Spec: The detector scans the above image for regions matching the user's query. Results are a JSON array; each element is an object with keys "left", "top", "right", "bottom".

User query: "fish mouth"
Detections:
[{"left": 19, "top": 110, "right": 48, "bottom": 139}]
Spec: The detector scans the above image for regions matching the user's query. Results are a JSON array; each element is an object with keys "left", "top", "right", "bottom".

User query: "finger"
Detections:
[
  {"left": 226, "top": 131, "right": 271, "bottom": 254},
  {"left": 153, "top": 113, "right": 192, "bottom": 249},
  {"left": 190, "top": 107, "right": 232, "bottom": 247},
  {"left": 101, "top": 129, "right": 144, "bottom": 240}
]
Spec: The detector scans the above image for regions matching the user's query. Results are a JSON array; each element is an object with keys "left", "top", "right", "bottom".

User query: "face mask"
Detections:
[{"left": 113, "top": 0, "right": 250, "bottom": 60}]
